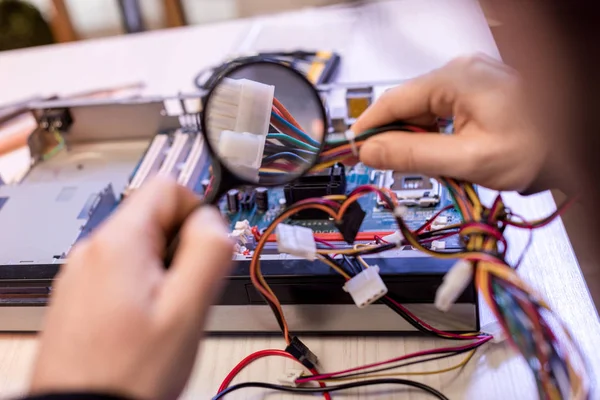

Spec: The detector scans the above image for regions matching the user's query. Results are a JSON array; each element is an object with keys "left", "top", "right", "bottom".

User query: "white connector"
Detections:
[
  {"left": 276, "top": 223, "right": 316, "bottom": 261},
  {"left": 481, "top": 321, "right": 506, "bottom": 343},
  {"left": 431, "top": 240, "right": 446, "bottom": 250},
  {"left": 278, "top": 369, "right": 304, "bottom": 386},
  {"left": 343, "top": 266, "right": 388, "bottom": 308},
  {"left": 206, "top": 77, "right": 274, "bottom": 142},
  {"left": 434, "top": 259, "right": 474, "bottom": 312},
  {"left": 394, "top": 205, "right": 408, "bottom": 218},
  {"left": 234, "top": 220, "right": 252, "bottom": 236},
  {"left": 217, "top": 130, "right": 266, "bottom": 182},
  {"left": 431, "top": 216, "right": 448, "bottom": 230},
  {"left": 382, "top": 230, "right": 404, "bottom": 246}
]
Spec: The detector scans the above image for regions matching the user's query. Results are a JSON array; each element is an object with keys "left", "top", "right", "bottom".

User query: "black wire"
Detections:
[{"left": 212, "top": 378, "right": 450, "bottom": 400}]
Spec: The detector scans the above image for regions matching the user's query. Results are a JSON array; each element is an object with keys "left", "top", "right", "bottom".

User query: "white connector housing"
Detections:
[
  {"left": 276, "top": 223, "right": 316, "bottom": 261},
  {"left": 394, "top": 205, "right": 408, "bottom": 218},
  {"left": 234, "top": 220, "right": 252, "bottom": 236},
  {"left": 434, "top": 259, "right": 474, "bottom": 312},
  {"left": 481, "top": 321, "right": 507, "bottom": 343},
  {"left": 217, "top": 130, "right": 266, "bottom": 182},
  {"left": 343, "top": 266, "right": 388, "bottom": 308},
  {"left": 278, "top": 369, "right": 304, "bottom": 386},
  {"left": 382, "top": 230, "right": 404, "bottom": 245},
  {"left": 431, "top": 216, "right": 448, "bottom": 230},
  {"left": 206, "top": 77, "right": 274, "bottom": 141},
  {"left": 431, "top": 240, "right": 446, "bottom": 250}
]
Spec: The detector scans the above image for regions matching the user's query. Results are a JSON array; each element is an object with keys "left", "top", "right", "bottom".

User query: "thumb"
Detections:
[
  {"left": 359, "top": 131, "right": 475, "bottom": 179},
  {"left": 158, "top": 206, "right": 234, "bottom": 327}
]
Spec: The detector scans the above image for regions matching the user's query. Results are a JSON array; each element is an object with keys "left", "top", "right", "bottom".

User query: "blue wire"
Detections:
[
  {"left": 266, "top": 133, "right": 318, "bottom": 152},
  {"left": 271, "top": 111, "right": 320, "bottom": 147},
  {"left": 263, "top": 152, "right": 310, "bottom": 165}
]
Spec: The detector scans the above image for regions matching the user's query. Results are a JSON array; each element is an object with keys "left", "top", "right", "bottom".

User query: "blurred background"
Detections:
[{"left": 0, "top": 0, "right": 392, "bottom": 49}]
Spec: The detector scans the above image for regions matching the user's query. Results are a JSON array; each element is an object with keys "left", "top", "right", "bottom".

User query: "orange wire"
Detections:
[
  {"left": 251, "top": 203, "right": 338, "bottom": 344},
  {"left": 273, "top": 98, "right": 304, "bottom": 131}
]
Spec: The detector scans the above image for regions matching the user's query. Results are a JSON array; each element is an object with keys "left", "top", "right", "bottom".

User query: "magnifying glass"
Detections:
[
  {"left": 166, "top": 60, "right": 328, "bottom": 262},
  {"left": 201, "top": 59, "right": 327, "bottom": 204}
]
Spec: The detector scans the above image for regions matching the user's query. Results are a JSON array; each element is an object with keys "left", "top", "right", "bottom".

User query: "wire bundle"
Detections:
[
  {"left": 215, "top": 117, "right": 590, "bottom": 398},
  {"left": 259, "top": 99, "right": 320, "bottom": 179}
]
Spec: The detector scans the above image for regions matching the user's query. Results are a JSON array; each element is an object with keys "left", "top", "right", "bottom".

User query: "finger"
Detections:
[
  {"left": 100, "top": 177, "right": 200, "bottom": 245},
  {"left": 157, "top": 206, "right": 234, "bottom": 327},
  {"left": 351, "top": 54, "right": 510, "bottom": 135},
  {"left": 351, "top": 71, "right": 455, "bottom": 134},
  {"left": 359, "top": 131, "right": 478, "bottom": 179}
]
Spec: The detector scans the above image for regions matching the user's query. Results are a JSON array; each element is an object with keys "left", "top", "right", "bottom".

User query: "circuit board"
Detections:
[{"left": 218, "top": 164, "right": 462, "bottom": 250}]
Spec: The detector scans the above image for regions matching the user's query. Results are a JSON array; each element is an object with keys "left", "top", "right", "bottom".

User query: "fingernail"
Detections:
[{"left": 359, "top": 141, "right": 383, "bottom": 169}]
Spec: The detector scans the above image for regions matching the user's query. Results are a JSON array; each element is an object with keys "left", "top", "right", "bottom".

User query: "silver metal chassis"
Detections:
[{"left": 0, "top": 303, "right": 477, "bottom": 333}]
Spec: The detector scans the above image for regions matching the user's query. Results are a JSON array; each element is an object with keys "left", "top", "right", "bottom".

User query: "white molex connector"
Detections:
[
  {"left": 434, "top": 259, "right": 474, "bottom": 312},
  {"left": 343, "top": 266, "right": 388, "bottom": 308},
  {"left": 276, "top": 223, "right": 316, "bottom": 261},
  {"left": 217, "top": 130, "right": 266, "bottom": 182},
  {"left": 206, "top": 77, "right": 274, "bottom": 141}
]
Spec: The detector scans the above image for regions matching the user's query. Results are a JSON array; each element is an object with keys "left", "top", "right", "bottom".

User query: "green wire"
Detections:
[{"left": 266, "top": 133, "right": 318, "bottom": 151}]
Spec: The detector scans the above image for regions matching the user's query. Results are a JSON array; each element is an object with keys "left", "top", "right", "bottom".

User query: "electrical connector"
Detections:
[
  {"left": 481, "top": 321, "right": 506, "bottom": 343},
  {"left": 285, "top": 336, "right": 318, "bottom": 369},
  {"left": 277, "top": 369, "right": 304, "bottom": 386},
  {"left": 217, "top": 130, "right": 266, "bottom": 182},
  {"left": 431, "top": 240, "right": 446, "bottom": 250},
  {"left": 334, "top": 201, "right": 366, "bottom": 244},
  {"left": 234, "top": 220, "right": 252, "bottom": 236},
  {"left": 393, "top": 205, "right": 408, "bottom": 219},
  {"left": 434, "top": 259, "right": 474, "bottom": 312},
  {"left": 206, "top": 77, "right": 274, "bottom": 141},
  {"left": 230, "top": 220, "right": 256, "bottom": 250},
  {"left": 431, "top": 215, "right": 448, "bottom": 230},
  {"left": 343, "top": 265, "right": 388, "bottom": 308},
  {"left": 381, "top": 230, "right": 404, "bottom": 245},
  {"left": 276, "top": 223, "right": 316, "bottom": 261}
]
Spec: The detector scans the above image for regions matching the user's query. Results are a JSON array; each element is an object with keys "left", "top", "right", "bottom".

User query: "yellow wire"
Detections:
[
  {"left": 317, "top": 349, "right": 477, "bottom": 382},
  {"left": 323, "top": 195, "right": 347, "bottom": 201}
]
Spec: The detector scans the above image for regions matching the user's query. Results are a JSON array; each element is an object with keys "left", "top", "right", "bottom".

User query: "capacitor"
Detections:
[
  {"left": 227, "top": 189, "right": 240, "bottom": 213},
  {"left": 255, "top": 187, "right": 269, "bottom": 212}
]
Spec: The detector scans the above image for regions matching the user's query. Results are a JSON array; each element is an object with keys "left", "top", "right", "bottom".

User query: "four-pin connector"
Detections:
[
  {"left": 276, "top": 223, "right": 317, "bottom": 261},
  {"left": 343, "top": 265, "right": 388, "bottom": 308}
]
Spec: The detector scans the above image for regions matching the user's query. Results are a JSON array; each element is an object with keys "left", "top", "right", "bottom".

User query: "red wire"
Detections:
[
  {"left": 217, "top": 349, "right": 331, "bottom": 400},
  {"left": 315, "top": 237, "right": 335, "bottom": 248},
  {"left": 384, "top": 296, "right": 487, "bottom": 340},
  {"left": 296, "top": 336, "right": 492, "bottom": 383}
]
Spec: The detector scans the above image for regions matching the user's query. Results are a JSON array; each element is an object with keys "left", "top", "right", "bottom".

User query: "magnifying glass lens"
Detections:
[{"left": 203, "top": 62, "right": 326, "bottom": 185}]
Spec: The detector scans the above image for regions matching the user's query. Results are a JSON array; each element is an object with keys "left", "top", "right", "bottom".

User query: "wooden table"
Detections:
[{"left": 1, "top": 1, "right": 599, "bottom": 399}]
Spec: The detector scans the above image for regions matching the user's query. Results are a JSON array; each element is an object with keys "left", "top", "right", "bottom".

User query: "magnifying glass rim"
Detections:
[{"left": 200, "top": 59, "right": 329, "bottom": 187}]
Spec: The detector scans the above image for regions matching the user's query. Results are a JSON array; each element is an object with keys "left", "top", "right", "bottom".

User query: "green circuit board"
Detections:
[{"left": 219, "top": 165, "right": 462, "bottom": 249}]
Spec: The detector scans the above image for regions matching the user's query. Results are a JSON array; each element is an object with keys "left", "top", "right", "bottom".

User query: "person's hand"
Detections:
[
  {"left": 30, "top": 178, "right": 233, "bottom": 400},
  {"left": 353, "top": 54, "right": 549, "bottom": 192}
]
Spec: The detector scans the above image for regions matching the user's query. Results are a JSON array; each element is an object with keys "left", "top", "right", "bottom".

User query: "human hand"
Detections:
[
  {"left": 30, "top": 178, "right": 233, "bottom": 400},
  {"left": 354, "top": 54, "right": 548, "bottom": 192}
]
